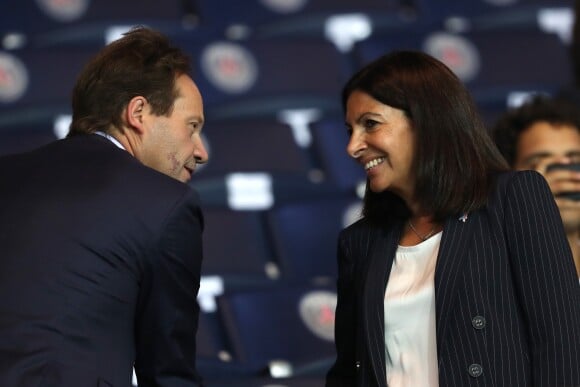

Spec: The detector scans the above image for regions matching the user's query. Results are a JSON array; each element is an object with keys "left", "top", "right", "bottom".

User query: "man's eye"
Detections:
[{"left": 522, "top": 159, "right": 538, "bottom": 169}]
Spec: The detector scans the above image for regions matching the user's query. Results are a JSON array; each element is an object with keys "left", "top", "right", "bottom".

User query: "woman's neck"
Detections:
[{"left": 400, "top": 214, "right": 443, "bottom": 246}]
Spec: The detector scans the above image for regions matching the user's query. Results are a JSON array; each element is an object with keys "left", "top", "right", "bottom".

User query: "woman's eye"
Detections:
[{"left": 364, "top": 119, "right": 378, "bottom": 129}]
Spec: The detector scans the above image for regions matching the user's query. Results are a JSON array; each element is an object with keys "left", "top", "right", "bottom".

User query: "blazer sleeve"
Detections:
[
  {"left": 134, "top": 188, "right": 204, "bottom": 387},
  {"left": 504, "top": 171, "right": 580, "bottom": 386},
  {"left": 326, "top": 230, "right": 358, "bottom": 387}
]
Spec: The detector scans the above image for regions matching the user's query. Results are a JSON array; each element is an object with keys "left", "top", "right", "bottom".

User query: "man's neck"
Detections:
[
  {"left": 99, "top": 129, "right": 137, "bottom": 157},
  {"left": 566, "top": 231, "right": 580, "bottom": 278}
]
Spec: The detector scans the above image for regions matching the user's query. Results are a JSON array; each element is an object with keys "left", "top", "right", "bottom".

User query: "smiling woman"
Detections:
[
  {"left": 345, "top": 90, "right": 415, "bottom": 200},
  {"left": 326, "top": 50, "right": 580, "bottom": 387},
  {"left": 342, "top": 51, "right": 509, "bottom": 225}
]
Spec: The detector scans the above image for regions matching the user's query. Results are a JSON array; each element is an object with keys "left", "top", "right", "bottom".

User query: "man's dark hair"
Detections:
[
  {"left": 69, "top": 27, "right": 191, "bottom": 136},
  {"left": 492, "top": 95, "right": 580, "bottom": 166}
]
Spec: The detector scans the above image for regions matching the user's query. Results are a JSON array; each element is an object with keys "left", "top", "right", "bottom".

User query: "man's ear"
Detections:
[{"left": 125, "top": 96, "right": 147, "bottom": 134}]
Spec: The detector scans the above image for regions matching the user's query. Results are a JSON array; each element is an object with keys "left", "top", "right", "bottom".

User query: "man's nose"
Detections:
[{"left": 194, "top": 136, "right": 209, "bottom": 164}]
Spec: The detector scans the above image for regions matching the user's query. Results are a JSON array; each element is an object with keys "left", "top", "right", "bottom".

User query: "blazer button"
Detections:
[
  {"left": 355, "top": 361, "right": 361, "bottom": 369},
  {"left": 472, "top": 315, "right": 486, "bottom": 330},
  {"left": 468, "top": 363, "right": 483, "bottom": 378}
]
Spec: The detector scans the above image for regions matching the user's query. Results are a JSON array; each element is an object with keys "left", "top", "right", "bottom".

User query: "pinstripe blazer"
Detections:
[{"left": 326, "top": 170, "right": 580, "bottom": 387}]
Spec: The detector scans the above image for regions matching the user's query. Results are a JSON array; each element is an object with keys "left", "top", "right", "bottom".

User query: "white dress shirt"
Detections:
[
  {"left": 95, "top": 131, "right": 126, "bottom": 150},
  {"left": 384, "top": 231, "right": 442, "bottom": 387}
]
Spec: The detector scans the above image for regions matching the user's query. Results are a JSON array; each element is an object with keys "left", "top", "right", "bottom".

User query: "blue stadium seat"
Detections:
[
  {"left": 458, "top": 29, "right": 571, "bottom": 104},
  {"left": 0, "top": 47, "right": 95, "bottom": 118},
  {"left": 201, "top": 376, "right": 327, "bottom": 387},
  {"left": 353, "top": 28, "right": 573, "bottom": 123},
  {"left": 311, "top": 118, "right": 367, "bottom": 191},
  {"left": 215, "top": 284, "right": 337, "bottom": 374},
  {"left": 266, "top": 195, "right": 362, "bottom": 282},
  {"left": 201, "top": 207, "right": 279, "bottom": 285},
  {"left": 195, "top": 0, "right": 412, "bottom": 39},
  {"left": 195, "top": 119, "right": 314, "bottom": 180},
  {"left": 183, "top": 37, "right": 347, "bottom": 120},
  {"left": 413, "top": 0, "right": 572, "bottom": 29},
  {"left": 195, "top": 310, "right": 259, "bottom": 381},
  {"left": 0, "top": 0, "right": 196, "bottom": 47},
  {"left": 197, "top": 311, "right": 229, "bottom": 360}
]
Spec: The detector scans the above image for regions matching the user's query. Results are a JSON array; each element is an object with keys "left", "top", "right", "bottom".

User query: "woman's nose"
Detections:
[{"left": 346, "top": 131, "right": 366, "bottom": 159}]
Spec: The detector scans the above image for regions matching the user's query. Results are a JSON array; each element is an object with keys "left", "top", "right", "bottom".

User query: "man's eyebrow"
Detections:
[
  {"left": 521, "top": 152, "right": 552, "bottom": 165},
  {"left": 188, "top": 115, "right": 204, "bottom": 125},
  {"left": 523, "top": 150, "right": 580, "bottom": 165}
]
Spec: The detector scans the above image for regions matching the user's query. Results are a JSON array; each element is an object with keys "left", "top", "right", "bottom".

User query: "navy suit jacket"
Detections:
[
  {"left": 0, "top": 135, "right": 204, "bottom": 386},
  {"left": 327, "top": 171, "right": 580, "bottom": 386}
]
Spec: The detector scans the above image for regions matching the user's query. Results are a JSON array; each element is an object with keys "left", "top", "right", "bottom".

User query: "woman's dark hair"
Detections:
[
  {"left": 492, "top": 95, "right": 580, "bottom": 166},
  {"left": 68, "top": 26, "right": 191, "bottom": 136},
  {"left": 342, "top": 50, "right": 509, "bottom": 223}
]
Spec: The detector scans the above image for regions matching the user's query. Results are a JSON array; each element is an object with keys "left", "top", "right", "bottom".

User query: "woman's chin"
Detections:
[{"left": 368, "top": 181, "right": 388, "bottom": 193}]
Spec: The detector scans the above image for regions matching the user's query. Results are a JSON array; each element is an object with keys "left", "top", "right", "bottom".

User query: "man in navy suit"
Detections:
[{"left": 0, "top": 27, "right": 208, "bottom": 386}]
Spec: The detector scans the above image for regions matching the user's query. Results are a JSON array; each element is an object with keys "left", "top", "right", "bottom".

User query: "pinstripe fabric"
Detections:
[{"left": 326, "top": 170, "right": 580, "bottom": 387}]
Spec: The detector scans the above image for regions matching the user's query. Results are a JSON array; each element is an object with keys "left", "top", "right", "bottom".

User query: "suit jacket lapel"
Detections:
[
  {"left": 434, "top": 212, "right": 475, "bottom": 356},
  {"left": 362, "top": 219, "right": 403, "bottom": 387}
]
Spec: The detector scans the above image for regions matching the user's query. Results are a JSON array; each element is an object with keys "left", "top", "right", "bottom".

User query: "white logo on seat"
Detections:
[
  {"left": 298, "top": 290, "right": 337, "bottom": 341},
  {"left": 201, "top": 42, "right": 258, "bottom": 94},
  {"left": 260, "top": 0, "right": 308, "bottom": 14},
  {"left": 0, "top": 53, "right": 28, "bottom": 103},
  {"left": 423, "top": 32, "right": 481, "bottom": 83},
  {"left": 35, "top": 0, "right": 90, "bottom": 22}
]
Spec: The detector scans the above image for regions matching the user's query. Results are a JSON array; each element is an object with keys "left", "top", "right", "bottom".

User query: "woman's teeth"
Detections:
[{"left": 365, "top": 157, "right": 385, "bottom": 170}]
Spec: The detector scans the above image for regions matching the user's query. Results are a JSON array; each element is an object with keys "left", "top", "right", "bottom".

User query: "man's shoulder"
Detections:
[{"left": 68, "top": 134, "right": 195, "bottom": 192}]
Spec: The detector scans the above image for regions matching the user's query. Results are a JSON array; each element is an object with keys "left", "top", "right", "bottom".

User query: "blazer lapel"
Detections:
[
  {"left": 362, "top": 219, "right": 403, "bottom": 387},
  {"left": 434, "top": 212, "right": 475, "bottom": 356}
]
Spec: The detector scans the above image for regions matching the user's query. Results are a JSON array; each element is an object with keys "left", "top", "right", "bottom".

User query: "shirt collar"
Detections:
[{"left": 94, "top": 131, "right": 126, "bottom": 151}]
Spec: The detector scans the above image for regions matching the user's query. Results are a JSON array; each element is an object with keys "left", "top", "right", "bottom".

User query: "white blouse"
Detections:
[{"left": 384, "top": 231, "right": 442, "bottom": 387}]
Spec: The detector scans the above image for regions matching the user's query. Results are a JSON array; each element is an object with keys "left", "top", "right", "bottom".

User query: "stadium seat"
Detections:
[
  {"left": 266, "top": 195, "right": 362, "bottom": 282},
  {"left": 195, "top": 119, "right": 314, "bottom": 180},
  {"left": 215, "top": 284, "right": 337, "bottom": 375},
  {"left": 311, "top": 117, "right": 367, "bottom": 191},
  {"left": 202, "top": 207, "right": 280, "bottom": 286},
  {"left": 184, "top": 37, "right": 347, "bottom": 120}
]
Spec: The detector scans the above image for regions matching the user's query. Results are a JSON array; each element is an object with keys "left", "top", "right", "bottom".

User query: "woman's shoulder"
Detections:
[
  {"left": 493, "top": 169, "right": 549, "bottom": 193},
  {"left": 487, "top": 169, "right": 553, "bottom": 212},
  {"left": 341, "top": 216, "right": 377, "bottom": 235},
  {"left": 339, "top": 215, "right": 394, "bottom": 244}
]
